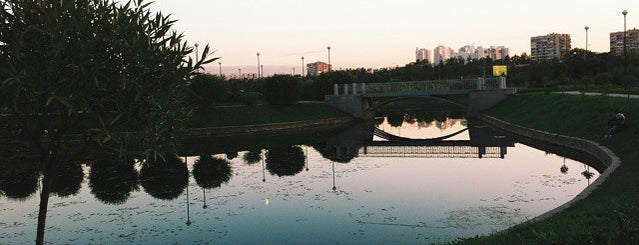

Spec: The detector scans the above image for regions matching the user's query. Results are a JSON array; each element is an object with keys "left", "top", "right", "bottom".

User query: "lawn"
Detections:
[
  {"left": 186, "top": 103, "right": 351, "bottom": 128},
  {"left": 456, "top": 93, "right": 639, "bottom": 244}
]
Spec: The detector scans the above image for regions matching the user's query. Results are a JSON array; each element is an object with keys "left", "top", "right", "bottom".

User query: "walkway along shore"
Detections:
[
  {"left": 0, "top": 116, "right": 356, "bottom": 144},
  {"left": 478, "top": 114, "right": 620, "bottom": 223}
]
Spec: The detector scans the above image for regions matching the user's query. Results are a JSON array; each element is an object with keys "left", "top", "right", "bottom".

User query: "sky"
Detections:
[{"left": 147, "top": 0, "right": 638, "bottom": 75}]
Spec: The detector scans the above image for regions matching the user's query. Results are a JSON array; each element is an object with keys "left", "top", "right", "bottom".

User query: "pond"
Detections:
[{"left": 0, "top": 109, "right": 602, "bottom": 244}]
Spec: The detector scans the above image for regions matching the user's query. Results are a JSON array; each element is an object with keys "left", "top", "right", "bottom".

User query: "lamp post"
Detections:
[
  {"left": 292, "top": 67, "right": 295, "bottom": 76},
  {"left": 584, "top": 25, "right": 589, "bottom": 61},
  {"left": 301, "top": 57, "right": 305, "bottom": 77},
  {"left": 257, "top": 52, "right": 261, "bottom": 78},
  {"left": 194, "top": 43, "right": 199, "bottom": 61},
  {"left": 261, "top": 65, "right": 264, "bottom": 78},
  {"left": 327, "top": 46, "right": 331, "bottom": 72},
  {"left": 623, "top": 10, "right": 628, "bottom": 92},
  {"left": 238, "top": 68, "right": 242, "bottom": 79},
  {"left": 194, "top": 43, "right": 199, "bottom": 72}
]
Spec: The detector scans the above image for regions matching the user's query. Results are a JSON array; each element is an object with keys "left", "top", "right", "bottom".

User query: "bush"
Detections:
[
  {"left": 594, "top": 73, "right": 612, "bottom": 85},
  {"left": 187, "top": 74, "right": 230, "bottom": 107},
  {"left": 262, "top": 75, "right": 301, "bottom": 105},
  {"left": 238, "top": 91, "right": 261, "bottom": 106}
]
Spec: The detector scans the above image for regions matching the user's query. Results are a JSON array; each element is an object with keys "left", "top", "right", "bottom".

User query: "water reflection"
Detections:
[
  {"left": 265, "top": 146, "right": 305, "bottom": 176},
  {"left": 0, "top": 157, "right": 39, "bottom": 200},
  {"left": 139, "top": 155, "right": 188, "bottom": 200},
  {"left": 242, "top": 150, "right": 262, "bottom": 165},
  {"left": 0, "top": 112, "right": 608, "bottom": 244},
  {"left": 192, "top": 155, "right": 232, "bottom": 189},
  {"left": 50, "top": 161, "right": 84, "bottom": 198},
  {"left": 88, "top": 158, "right": 139, "bottom": 205}
]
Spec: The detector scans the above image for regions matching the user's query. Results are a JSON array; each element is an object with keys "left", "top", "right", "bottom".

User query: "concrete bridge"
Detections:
[{"left": 325, "top": 77, "right": 515, "bottom": 119}]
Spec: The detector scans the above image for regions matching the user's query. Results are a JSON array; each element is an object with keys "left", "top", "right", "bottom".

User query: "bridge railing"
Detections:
[{"left": 332, "top": 77, "right": 507, "bottom": 95}]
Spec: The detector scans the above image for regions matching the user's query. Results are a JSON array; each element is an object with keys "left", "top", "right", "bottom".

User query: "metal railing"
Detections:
[{"left": 332, "top": 77, "right": 507, "bottom": 95}]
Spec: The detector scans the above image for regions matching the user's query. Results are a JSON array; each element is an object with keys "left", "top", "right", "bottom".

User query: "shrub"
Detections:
[
  {"left": 238, "top": 91, "right": 261, "bottom": 106},
  {"left": 187, "top": 74, "right": 230, "bottom": 107},
  {"left": 594, "top": 73, "right": 612, "bottom": 85},
  {"left": 262, "top": 75, "right": 301, "bottom": 105}
]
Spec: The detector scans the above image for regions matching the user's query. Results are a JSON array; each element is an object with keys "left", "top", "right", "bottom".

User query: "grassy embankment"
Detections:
[
  {"left": 186, "top": 103, "right": 351, "bottom": 128},
  {"left": 457, "top": 93, "right": 639, "bottom": 244}
]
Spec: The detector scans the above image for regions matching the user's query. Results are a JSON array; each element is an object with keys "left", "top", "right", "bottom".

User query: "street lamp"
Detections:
[
  {"left": 301, "top": 57, "right": 305, "bottom": 77},
  {"left": 622, "top": 10, "right": 628, "bottom": 92},
  {"left": 261, "top": 65, "right": 264, "bottom": 78},
  {"left": 327, "top": 46, "right": 331, "bottom": 72},
  {"left": 194, "top": 43, "right": 199, "bottom": 61},
  {"left": 293, "top": 67, "right": 296, "bottom": 75},
  {"left": 238, "top": 68, "right": 242, "bottom": 79},
  {"left": 257, "top": 52, "right": 261, "bottom": 78},
  {"left": 584, "top": 25, "right": 589, "bottom": 61},
  {"left": 218, "top": 62, "right": 222, "bottom": 77}
]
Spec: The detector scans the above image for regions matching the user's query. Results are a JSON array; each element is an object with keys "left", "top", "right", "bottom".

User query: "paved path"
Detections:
[{"left": 556, "top": 91, "right": 639, "bottom": 99}]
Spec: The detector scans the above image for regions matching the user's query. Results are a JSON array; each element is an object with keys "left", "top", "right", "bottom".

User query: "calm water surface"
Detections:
[{"left": 0, "top": 114, "right": 601, "bottom": 244}]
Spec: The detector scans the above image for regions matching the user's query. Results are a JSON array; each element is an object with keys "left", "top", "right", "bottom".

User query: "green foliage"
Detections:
[
  {"left": 595, "top": 73, "right": 613, "bottom": 85},
  {"left": 262, "top": 75, "right": 301, "bottom": 105},
  {"left": 0, "top": 0, "right": 216, "bottom": 157},
  {"left": 238, "top": 91, "right": 261, "bottom": 106},
  {"left": 187, "top": 74, "right": 229, "bottom": 107},
  {"left": 314, "top": 71, "right": 355, "bottom": 99}
]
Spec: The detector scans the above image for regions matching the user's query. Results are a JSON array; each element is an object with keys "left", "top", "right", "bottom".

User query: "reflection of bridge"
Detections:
[
  {"left": 326, "top": 120, "right": 515, "bottom": 159},
  {"left": 325, "top": 78, "right": 515, "bottom": 119}
]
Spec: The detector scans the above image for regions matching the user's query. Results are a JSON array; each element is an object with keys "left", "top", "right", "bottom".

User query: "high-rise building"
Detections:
[
  {"left": 486, "top": 46, "right": 509, "bottom": 60},
  {"left": 610, "top": 28, "right": 639, "bottom": 56},
  {"left": 307, "top": 61, "right": 331, "bottom": 76},
  {"left": 433, "top": 45, "right": 454, "bottom": 64},
  {"left": 530, "top": 33, "right": 571, "bottom": 61},
  {"left": 456, "top": 45, "right": 477, "bottom": 60},
  {"left": 415, "top": 48, "right": 432, "bottom": 63}
]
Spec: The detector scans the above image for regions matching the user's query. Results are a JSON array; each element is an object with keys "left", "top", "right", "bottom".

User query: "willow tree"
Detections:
[{"left": 0, "top": 1, "right": 215, "bottom": 243}]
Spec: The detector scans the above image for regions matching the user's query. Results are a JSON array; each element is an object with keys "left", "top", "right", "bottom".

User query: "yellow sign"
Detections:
[{"left": 493, "top": 65, "right": 507, "bottom": 76}]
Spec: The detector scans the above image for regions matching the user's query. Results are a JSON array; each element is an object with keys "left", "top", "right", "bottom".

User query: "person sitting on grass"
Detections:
[{"left": 604, "top": 112, "right": 625, "bottom": 138}]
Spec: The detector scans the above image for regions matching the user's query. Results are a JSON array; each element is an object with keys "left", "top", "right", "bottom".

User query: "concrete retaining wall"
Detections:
[
  {"left": 467, "top": 89, "right": 515, "bottom": 117},
  {"left": 479, "top": 114, "right": 620, "bottom": 222}
]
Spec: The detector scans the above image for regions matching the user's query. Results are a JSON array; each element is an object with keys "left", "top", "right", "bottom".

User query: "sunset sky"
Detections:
[{"left": 149, "top": 0, "right": 636, "bottom": 74}]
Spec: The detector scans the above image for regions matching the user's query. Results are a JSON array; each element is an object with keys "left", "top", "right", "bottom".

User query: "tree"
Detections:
[
  {"left": 0, "top": 1, "right": 215, "bottom": 243},
  {"left": 262, "top": 75, "right": 301, "bottom": 105},
  {"left": 0, "top": 0, "right": 216, "bottom": 157}
]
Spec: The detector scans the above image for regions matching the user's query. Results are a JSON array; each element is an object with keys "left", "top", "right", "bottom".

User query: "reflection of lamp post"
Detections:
[
  {"left": 327, "top": 46, "right": 331, "bottom": 72},
  {"left": 584, "top": 25, "right": 589, "bottom": 61},
  {"left": 202, "top": 189, "right": 207, "bottom": 209},
  {"left": 301, "top": 57, "right": 305, "bottom": 78},
  {"left": 185, "top": 156, "right": 192, "bottom": 226},
  {"left": 257, "top": 52, "right": 261, "bottom": 78},
  {"left": 261, "top": 151, "right": 266, "bottom": 182},
  {"left": 331, "top": 161, "right": 336, "bottom": 191},
  {"left": 305, "top": 146, "right": 309, "bottom": 171}
]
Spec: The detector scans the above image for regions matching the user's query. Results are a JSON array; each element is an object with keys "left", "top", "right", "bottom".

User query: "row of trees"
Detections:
[{"left": 188, "top": 50, "right": 639, "bottom": 108}]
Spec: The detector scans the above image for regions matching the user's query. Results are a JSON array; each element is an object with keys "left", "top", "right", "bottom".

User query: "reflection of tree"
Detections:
[
  {"left": 243, "top": 151, "right": 262, "bottom": 165},
  {"left": 312, "top": 143, "right": 357, "bottom": 164},
  {"left": 386, "top": 112, "right": 405, "bottom": 127},
  {"left": 225, "top": 151, "right": 238, "bottom": 160},
  {"left": 374, "top": 117, "right": 384, "bottom": 126},
  {"left": 89, "top": 158, "right": 139, "bottom": 205},
  {"left": 192, "top": 155, "right": 232, "bottom": 189},
  {"left": 0, "top": 158, "right": 39, "bottom": 200},
  {"left": 50, "top": 161, "right": 84, "bottom": 197},
  {"left": 266, "top": 146, "right": 305, "bottom": 177},
  {"left": 140, "top": 155, "right": 188, "bottom": 200}
]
